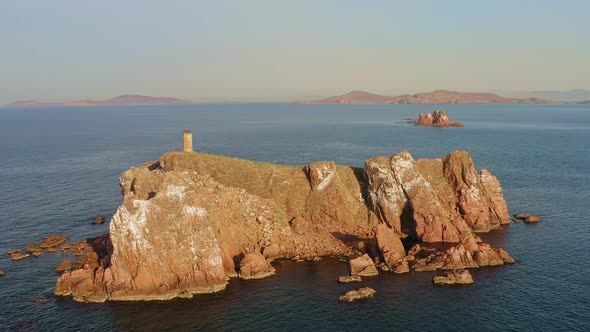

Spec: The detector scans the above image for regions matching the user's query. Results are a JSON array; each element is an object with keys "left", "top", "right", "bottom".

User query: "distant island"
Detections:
[
  {"left": 295, "top": 90, "right": 563, "bottom": 104},
  {"left": 578, "top": 100, "right": 590, "bottom": 104},
  {"left": 7, "top": 94, "right": 190, "bottom": 107}
]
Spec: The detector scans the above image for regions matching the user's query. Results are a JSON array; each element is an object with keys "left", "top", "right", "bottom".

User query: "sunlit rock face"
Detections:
[
  {"left": 55, "top": 150, "right": 512, "bottom": 302},
  {"left": 415, "top": 110, "right": 464, "bottom": 127}
]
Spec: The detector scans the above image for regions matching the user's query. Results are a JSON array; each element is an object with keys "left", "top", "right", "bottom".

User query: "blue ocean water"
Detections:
[{"left": 0, "top": 103, "right": 589, "bottom": 331}]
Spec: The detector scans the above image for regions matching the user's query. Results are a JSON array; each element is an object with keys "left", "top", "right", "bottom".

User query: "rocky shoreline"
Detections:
[{"left": 53, "top": 149, "right": 516, "bottom": 302}]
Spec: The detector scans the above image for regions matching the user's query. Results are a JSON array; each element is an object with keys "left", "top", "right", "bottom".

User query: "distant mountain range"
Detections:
[
  {"left": 295, "top": 90, "right": 564, "bottom": 104},
  {"left": 6, "top": 94, "right": 190, "bottom": 107},
  {"left": 499, "top": 89, "right": 590, "bottom": 102}
]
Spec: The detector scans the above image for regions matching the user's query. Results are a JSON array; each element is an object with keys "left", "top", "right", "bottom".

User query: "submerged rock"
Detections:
[
  {"left": 92, "top": 216, "right": 105, "bottom": 225},
  {"left": 24, "top": 244, "right": 42, "bottom": 256},
  {"left": 433, "top": 269, "right": 474, "bottom": 286},
  {"left": 10, "top": 251, "right": 30, "bottom": 261},
  {"left": 338, "top": 275, "right": 362, "bottom": 283},
  {"left": 514, "top": 213, "right": 541, "bottom": 223},
  {"left": 339, "top": 287, "right": 376, "bottom": 302},
  {"left": 0, "top": 270, "right": 5, "bottom": 277},
  {"left": 39, "top": 235, "right": 67, "bottom": 249}
]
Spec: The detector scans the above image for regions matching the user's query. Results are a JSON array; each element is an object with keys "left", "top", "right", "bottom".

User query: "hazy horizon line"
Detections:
[{"left": 5, "top": 87, "right": 590, "bottom": 105}]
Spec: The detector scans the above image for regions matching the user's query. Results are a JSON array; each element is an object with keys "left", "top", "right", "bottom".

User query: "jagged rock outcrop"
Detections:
[
  {"left": 55, "top": 149, "right": 514, "bottom": 302},
  {"left": 375, "top": 224, "right": 406, "bottom": 270},
  {"left": 366, "top": 151, "right": 473, "bottom": 242},
  {"left": 433, "top": 269, "right": 474, "bottom": 285},
  {"left": 348, "top": 254, "right": 379, "bottom": 276},
  {"left": 414, "top": 110, "right": 464, "bottom": 127},
  {"left": 238, "top": 252, "right": 276, "bottom": 279},
  {"left": 443, "top": 152, "right": 510, "bottom": 232},
  {"left": 412, "top": 234, "right": 514, "bottom": 272},
  {"left": 339, "top": 287, "right": 376, "bottom": 302}
]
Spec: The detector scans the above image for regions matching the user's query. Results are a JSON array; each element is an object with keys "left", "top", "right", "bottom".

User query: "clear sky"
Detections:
[{"left": 1, "top": 0, "right": 589, "bottom": 103}]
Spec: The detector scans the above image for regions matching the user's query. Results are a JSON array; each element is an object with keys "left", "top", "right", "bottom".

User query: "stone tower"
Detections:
[{"left": 183, "top": 130, "right": 193, "bottom": 152}]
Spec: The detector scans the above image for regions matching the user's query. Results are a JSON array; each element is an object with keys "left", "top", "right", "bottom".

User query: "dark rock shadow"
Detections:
[
  {"left": 232, "top": 253, "right": 245, "bottom": 272},
  {"left": 88, "top": 233, "right": 113, "bottom": 268}
]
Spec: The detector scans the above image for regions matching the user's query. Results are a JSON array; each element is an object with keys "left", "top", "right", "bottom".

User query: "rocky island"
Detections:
[
  {"left": 413, "top": 110, "right": 464, "bottom": 127},
  {"left": 54, "top": 132, "right": 516, "bottom": 302}
]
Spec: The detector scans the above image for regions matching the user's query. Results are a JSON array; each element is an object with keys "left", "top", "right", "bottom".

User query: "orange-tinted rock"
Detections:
[
  {"left": 262, "top": 244, "right": 281, "bottom": 261},
  {"left": 479, "top": 170, "right": 510, "bottom": 224},
  {"left": 24, "top": 244, "right": 42, "bottom": 256},
  {"left": 392, "top": 151, "right": 470, "bottom": 242},
  {"left": 514, "top": 213, "right": 541, "bottom": 223},
  {"left": 414, "top": 110, "right": 464, "bottom": 127},
  {"left": 433, "top": 269, "right": 474, "bottom": 285},
  {"left": 39, "top": 235, "right": 67, "bottom": 249},
  {"left": 338, "top": 275, "right": 362, "bottom": 283},
  {"left": 60, "top": 244, "right": 72, "bottom": 252},
  {"left": 339, "top": 287, "right": 376, "bottom": 302},
  {"left": 0, "top": 270, "right": 5, "bottom": 277},
  {"left": 10, "top": 251, "right": 30, "bottom": 261},
  {"left": 238, "top": 252, "right": 275, "bottom": 280},
  {"left": 414, "top": 243, "right": 479, "bottom": 272},
  {"left": 473, "top": 243, "right": 505, "bottom": 267},
  {"left": 375, "top": 224, "right": 405, "bottom": 269},
  {"left": 55, "top": 260, "right": 73, "bottom": 273},
  {"left": 443, "top": 152, "right": 508, "bottom": 232},
  {"left": 393, "top": 259, "right": 410, "bottom": 273},
  {"left": 92, "top": 216, "right": 105, "bottom": 225},
  {"left": 349, "top": 254, "right": 379, "bottom": 276},
  {"left": 496, "top": 249, "right": 516, "bottom": 264}
]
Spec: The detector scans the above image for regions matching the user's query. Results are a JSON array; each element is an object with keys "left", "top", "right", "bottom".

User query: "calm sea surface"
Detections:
[{"left": 0, "top": 103, "right": 589, "bottom": 331}]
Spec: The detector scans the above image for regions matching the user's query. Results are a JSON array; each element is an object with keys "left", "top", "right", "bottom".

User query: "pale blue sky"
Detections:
[{"left": 1, "top": 0, "right": 588, "bottom": 103}]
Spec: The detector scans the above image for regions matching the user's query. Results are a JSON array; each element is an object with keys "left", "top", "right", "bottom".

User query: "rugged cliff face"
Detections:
[{"left": 55, "top": 150, "right": 512, "bottom": 302}]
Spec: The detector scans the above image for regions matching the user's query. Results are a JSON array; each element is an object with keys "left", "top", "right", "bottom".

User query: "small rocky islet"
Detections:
[
  {"left": 412, "top": 109, "right": 464, "bottom": 127},
  {"left": 514, "top": 213, "right": 541, "bottom": 223}
]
